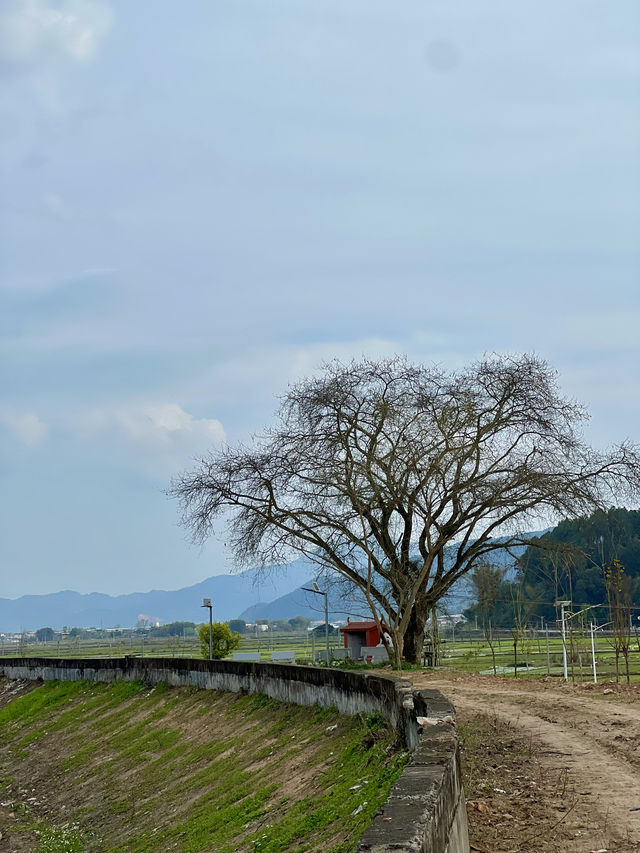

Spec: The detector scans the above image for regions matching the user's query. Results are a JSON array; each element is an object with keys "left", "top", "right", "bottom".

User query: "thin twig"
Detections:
[{"left": 506, "top": 799, "right": 579, "bottom": 852}]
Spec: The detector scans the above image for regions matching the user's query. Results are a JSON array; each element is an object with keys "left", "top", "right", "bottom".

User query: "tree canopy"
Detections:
[
  {"left": 198, "top": 622, "right": 242, "bottom": 659},
  {"left": 464, "top": 508, "right": 640, "bottom": 627},
  {"left": 35, "top": 627, "right": 55, "bottom": 642},
  {"left": 172, "top": 355, "right": 640, "bottom": 663},
  {"left": 149, "top": 621, "right": 197, "bottom": 637},
  {"left": 521, "top": 508, "right": 639, "bottom": 618}
]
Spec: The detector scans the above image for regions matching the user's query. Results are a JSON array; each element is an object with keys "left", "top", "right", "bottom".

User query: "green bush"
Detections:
[{"left": 197, "top": 622, "right": 242, "bottom": 659}]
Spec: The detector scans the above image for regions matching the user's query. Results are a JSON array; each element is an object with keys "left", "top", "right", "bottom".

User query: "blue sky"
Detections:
[{"left": 1, "top": 1, "right": 639, "bottom": 598}]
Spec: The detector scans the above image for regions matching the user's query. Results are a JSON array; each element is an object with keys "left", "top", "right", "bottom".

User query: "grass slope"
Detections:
[{"left": 0, "top": 679, "right": 407, "bottom": 853}]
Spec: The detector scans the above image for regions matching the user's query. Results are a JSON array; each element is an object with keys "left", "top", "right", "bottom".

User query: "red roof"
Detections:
[{"left": 340, "top": 621, "right": 378, "bottom": 632}]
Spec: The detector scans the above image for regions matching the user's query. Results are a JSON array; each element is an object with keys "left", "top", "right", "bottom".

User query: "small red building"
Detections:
[{"left": 340, "top": 619, "right": 383, "bottom": 659}]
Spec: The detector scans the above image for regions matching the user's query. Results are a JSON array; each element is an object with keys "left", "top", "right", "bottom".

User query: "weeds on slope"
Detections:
[{"left": 0, "top": 679, "right": 408, "bottom": 853}]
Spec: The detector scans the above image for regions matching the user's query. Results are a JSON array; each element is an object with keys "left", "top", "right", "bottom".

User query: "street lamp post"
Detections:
[
  {"left": 201, "top": 598, "right": 213, "bottom": 661},
  {"left": 303, "top": 582, "right": 330, "bottom": 666}
]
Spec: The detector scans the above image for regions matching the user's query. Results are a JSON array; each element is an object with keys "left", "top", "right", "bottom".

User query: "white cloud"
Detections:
[
  {"left": 111, "top": 403, "right": 225, "bottom": 447},
  {"left": 0, "top": 0, "right": 112, "bottom": 67},
  {"left": 0, "top": 0, "right": 112, "bottom": 113},
  {"left": 75, "top": 402, "right": 226, "bottom": 476},
  {"left": 0, "top": 410, "right": 47, "bottom": 446}
]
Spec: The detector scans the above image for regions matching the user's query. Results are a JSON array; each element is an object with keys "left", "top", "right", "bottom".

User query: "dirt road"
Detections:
[{"left": 411, "top": 672, "right": 640, "bottom": 853}]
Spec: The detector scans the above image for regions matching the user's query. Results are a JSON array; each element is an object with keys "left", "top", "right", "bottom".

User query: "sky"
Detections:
[{"left": 1, "top": 0, "right": 639, "bottom": 599}]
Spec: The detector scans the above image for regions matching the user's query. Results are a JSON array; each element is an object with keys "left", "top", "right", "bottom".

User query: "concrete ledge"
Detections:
[
  {"left": 356, "top": 690, "right": 469, "bottom": 853},
  {"left": 0, "top": 656, "right": 418, "bottom": 747}
]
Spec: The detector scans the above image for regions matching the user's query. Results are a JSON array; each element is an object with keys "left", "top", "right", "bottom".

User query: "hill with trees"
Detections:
[{"left": 464, "top": 508, "right": 640, "bottom": 627}]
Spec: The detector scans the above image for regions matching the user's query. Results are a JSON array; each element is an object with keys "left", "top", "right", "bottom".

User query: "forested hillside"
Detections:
[{"left": 465, "top": 508, "right": 640, "bottom": 627}]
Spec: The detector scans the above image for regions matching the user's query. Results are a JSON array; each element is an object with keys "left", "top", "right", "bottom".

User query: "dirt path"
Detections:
[{"left": 411, "top": 673, "right": 640, "bottom": 852}]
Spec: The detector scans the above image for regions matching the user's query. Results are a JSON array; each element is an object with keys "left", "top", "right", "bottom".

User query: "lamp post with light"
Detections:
[
  {"left": 201, "top": 598, "right": 213, "bottom": 661},
  {"left": 302, "top": 582, "right": 330, "bottom": 665}
]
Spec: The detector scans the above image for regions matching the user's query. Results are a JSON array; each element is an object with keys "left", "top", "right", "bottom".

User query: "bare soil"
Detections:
[
  {"left": 0, "top": 679, "right": 404, "bottom": 852},
  {"left": 411, "top": 671, "right": 640, "bottom": 853}
]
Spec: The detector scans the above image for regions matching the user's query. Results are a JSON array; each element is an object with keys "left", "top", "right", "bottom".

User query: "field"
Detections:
[
  {"left": 409, "top": 670, "right": 640, "bottom": 853},
  {"left": 0, "top": 679, "right": 407, "bottom": 853},
  {"left": 6, "top": 626, "right": 640, "bottom": 683},
  {"left": 426, "top": 629, "right": 640, "bottom": 683}
]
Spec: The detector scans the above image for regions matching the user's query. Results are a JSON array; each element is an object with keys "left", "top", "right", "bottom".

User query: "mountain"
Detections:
[
  {"left": 1, "top": 534, "right": 545, "bottom": 633},
  {"left": 240, "top": 535, "right": 542, "bottom": 622},
  {"left": 239, "top": 582, "right": 369, "bottom": 623},
  {"left": 0, "top": 557, "right": 316, "bottom": 633}
]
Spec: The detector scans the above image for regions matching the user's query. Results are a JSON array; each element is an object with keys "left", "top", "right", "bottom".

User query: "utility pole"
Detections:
[{"left": 556, "top": 600, "right": 571, "bottom": 682}]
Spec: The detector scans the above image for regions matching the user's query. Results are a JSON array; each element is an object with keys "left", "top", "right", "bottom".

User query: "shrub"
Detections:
[{"left": 198, "top": 622, "right": 242, "bottom": 659}]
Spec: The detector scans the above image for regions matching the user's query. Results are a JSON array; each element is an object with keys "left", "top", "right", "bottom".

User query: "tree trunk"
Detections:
[
  {"left": 403, "top": 605, "right": 428, "bottom": 665},
  {"left": 624, "top": 649, "right": 630, "bottom": 684},
  {"left": 485, "top": 622, "right": 497, "bottom": 675},
  {"left": 392, "top": 633, "right": 404, "bottom": 670},
  {"left": 431, "top": 605, "right": 439, "bottom": 667}
]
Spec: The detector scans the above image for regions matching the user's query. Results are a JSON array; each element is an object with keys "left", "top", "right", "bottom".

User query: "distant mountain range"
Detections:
[
  {"left": 239, "top": 535, "right": 532, "bottom": 623},
  {"left": 1, "top": 536, "right": 541, "bottom": 633},
  {"left": 0, "top": 557, "right": 316, "bottom": 633}
]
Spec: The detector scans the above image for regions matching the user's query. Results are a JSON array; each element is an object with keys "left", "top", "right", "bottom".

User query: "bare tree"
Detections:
[
  {"left": 170, "top": 355, "right": 640, "bottom": 664},
  {"left": 470, "top": 563, "right": 504, "bottom": 674},
  {"left": 604, "top": 559, "right": 633, "bottom": 683},
  {"left": 510, "top": 582, "right": 530, "bottom": 679}
]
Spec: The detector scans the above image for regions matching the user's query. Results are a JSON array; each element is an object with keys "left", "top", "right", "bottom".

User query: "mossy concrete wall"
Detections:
[
  {"left": 356, "top": 689, "right": 469, "bottom": 853},
  {"left": 0, "top": 658, "right": 469, "bottom": 852},
  {"left": 0, "top": 656, "right": 418, "bottom": 745}
]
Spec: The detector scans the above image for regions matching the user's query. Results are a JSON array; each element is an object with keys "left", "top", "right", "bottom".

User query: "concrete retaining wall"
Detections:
[
  {"left": 357, "top": 689, "right": 469, "bottom": 853},
  {"left": 0, "top": 656, "right": 418, "bottom": 747},
  {"left": 0, "top": 658, "right": 469, "bottom": 852}
]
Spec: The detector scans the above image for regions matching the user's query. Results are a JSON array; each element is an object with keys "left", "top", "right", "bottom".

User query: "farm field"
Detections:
[
  {"left": 5, "top": 628, "right": 640, "bottom": 684},
  {"left": 425, "top": 630, "right": 640, "bottom": 684},
  {"left": 0, "top": 678, "right": 407, "bottom": 853},
  {"left": 409, "top": 670, "right": 640, "bottom": 853}
]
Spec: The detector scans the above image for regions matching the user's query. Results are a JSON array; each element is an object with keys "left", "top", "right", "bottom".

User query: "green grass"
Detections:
[
  {"left": 0, "top": 680, "right": 87, "bottom": 727},
  {"left": 0, "top": 680, "right": 408, "bottom": 853},
  {"left": 34, "top": 822, "right": 87, "bottom": 853},
  {"left": 240, "top": 715, "right": 407, "bottom": 853},
  {"left": 2, "top": 631, "right": 331, "bottom": 662},
  {"left": 431, "top": 633, "right": 640, "bottom": 682}
]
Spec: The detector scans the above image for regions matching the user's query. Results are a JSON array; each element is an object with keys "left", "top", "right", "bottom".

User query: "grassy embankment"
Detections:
[{"left": 0, "top": 679, "right": 408, "bottom": 853}]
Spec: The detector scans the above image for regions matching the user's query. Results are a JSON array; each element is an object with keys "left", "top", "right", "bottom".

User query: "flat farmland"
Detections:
[{"left": 6, "top": 629, "right": 640, "bottom": 684}]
